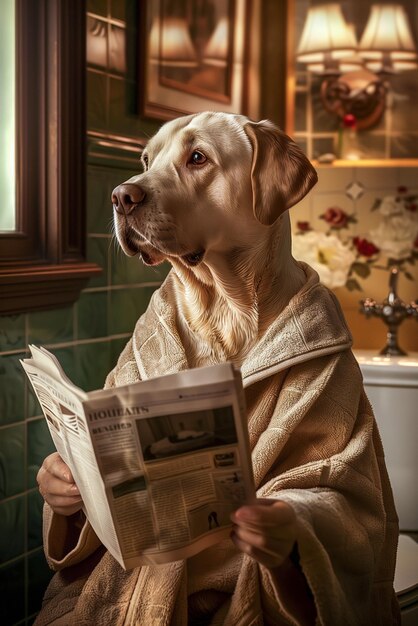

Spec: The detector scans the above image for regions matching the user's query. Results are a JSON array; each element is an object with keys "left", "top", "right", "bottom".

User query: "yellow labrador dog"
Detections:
[
  {"left": 36, "top": 113, "right": 399, "bottom": 624},
  {"left": 112, "top": 111, "right": 317, "bottom": 367}
]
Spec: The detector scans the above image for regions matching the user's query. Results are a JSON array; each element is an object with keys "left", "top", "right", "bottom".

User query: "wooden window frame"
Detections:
[{"left": 0, "top": 0, "right": 101, "bottom": 315}]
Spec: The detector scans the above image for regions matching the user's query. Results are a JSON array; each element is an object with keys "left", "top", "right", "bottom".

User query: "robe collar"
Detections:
[{"left": 132, "top": 263, "right": 352, "bottom": 387}]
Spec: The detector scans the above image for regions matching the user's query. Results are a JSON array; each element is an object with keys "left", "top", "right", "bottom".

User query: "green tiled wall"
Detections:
[{"left": 0, "top": 1, "right": 168, "bottom": 624}]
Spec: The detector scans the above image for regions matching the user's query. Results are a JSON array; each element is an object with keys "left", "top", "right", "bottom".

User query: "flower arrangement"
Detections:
[{"left": 293, "top": 187, "right": 418, "bottom": 291}]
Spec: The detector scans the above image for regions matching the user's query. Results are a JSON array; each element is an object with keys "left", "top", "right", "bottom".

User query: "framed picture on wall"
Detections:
[{"left": 139, "top": 0, "right": 250, "bottom": 121}]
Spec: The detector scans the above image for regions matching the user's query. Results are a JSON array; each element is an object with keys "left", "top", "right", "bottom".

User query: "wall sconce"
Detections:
[
  {"left": 203, "top": 17, "right": 229, "bottom": 67},
  {"left": 296, "top": 3, "right": 417, "bottom": 130},
  {"left": 149, "top": 17, "right": 198, "bottom": 67}
]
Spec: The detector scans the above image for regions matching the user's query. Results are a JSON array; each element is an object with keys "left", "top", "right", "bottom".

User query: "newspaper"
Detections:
[{"left": 21, "top": 346, "right": 255, "bottom": 570}]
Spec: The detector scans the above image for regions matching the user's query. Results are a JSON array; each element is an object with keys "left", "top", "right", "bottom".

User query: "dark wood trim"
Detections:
[
  {"left": 285, "top": 0, "right": 296, "bottom": 136},
  {"left": 87, "top": 130, "right": 146, "bottom": 168},
  {"left": 0, "top": 263, "right": 101, "bottom": 315},
  {"left": 0, "top": 0, "right": 101, "bottom": 315},
  {"left": 258, "top": 0, "right": 289, "bottom": 128}
]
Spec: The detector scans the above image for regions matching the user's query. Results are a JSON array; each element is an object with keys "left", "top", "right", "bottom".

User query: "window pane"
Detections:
[{"left": 0, "top": 0, "right": 15, "bottom": 231}]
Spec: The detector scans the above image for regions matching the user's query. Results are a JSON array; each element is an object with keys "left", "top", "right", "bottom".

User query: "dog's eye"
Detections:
[
  {"left": 142, "top": 154, "right": 149, "bottom": 170},
  {"left": 188, "top": 151, "right": 207, "bottom": 166}
]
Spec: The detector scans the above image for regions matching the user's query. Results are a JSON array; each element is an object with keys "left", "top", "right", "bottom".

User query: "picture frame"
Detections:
[{"left": 139, "top": 0, "right": 250, "bottom": 121}]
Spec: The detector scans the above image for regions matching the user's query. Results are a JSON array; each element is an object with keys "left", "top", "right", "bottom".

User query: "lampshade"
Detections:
[
  {"left": 307, "top": 58, "right": 363, "bottom": 74},
  {"left": 359, "top": 4, "right": 417, "bottom": 71},
  {"left": 307, "top": 23, "right": 363, "bottom": 73},
  {"left": 297, "top": 4, "right": 357, "bottom": 65},
  {"left": 149, "top": 17, "right": 197, "bottom": 67},
  {"left": 203, "top": 17, "right": 229, "bottom": 67}
]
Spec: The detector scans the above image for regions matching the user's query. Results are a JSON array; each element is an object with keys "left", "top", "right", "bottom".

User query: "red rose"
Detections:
[
  {"left": 297, "top": 221, "right": 312, "bottom": 232},
  {"left": 321, "top": 207, "right": 349, "bottom": 228},
  {"left": 353, "top": 237, "right": 380, "bottom": 257},
  {"left": 343, "top": 114, "right": 357, "bottom": 128},
  {"left": 406, "top": 203, "right": 417, "bottom": 212}
]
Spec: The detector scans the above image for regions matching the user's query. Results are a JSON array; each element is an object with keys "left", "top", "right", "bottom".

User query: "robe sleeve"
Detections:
[
  {"left": 43, "top": 504, "right": 102, "bottom": 571},
  {"left": 248, "top": 350, "right": 399, "bottom": 625}
]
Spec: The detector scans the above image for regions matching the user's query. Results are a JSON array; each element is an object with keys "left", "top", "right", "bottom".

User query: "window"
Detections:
[{"left": 0, "top": 0, "right": 101, "bottom": 315}]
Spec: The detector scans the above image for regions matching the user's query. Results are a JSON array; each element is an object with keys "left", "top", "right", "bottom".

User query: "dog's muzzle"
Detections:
[
  {"left": 111, "top": 182, "right": 146, "bottom": 215},
  {"left": 111, "top": 182, "right": 206, "bottom": 267}
]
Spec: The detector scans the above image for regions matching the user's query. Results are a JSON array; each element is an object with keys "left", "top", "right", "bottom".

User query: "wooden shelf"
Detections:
[{"left": 313, "top": 159, "right": 418, "bottom": 168}]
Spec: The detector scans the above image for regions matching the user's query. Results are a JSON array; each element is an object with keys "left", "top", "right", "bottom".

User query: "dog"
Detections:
[
  {"left": 111, "top": 111, "right": 317, "bottom": 366},
  {"left": 36, "top": 112, "right": 399, "bottom": 624}
]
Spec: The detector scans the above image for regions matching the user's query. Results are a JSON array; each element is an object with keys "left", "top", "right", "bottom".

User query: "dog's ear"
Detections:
[{"left": 244, "top": 120, "right": 317, "bottom": 226}]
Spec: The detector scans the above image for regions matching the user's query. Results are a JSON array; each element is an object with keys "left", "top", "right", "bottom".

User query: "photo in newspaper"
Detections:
[{"left": 135, "top": 406, "right": 246, "bottom": 545}]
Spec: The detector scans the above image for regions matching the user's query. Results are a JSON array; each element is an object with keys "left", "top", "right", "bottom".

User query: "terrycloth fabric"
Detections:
[{"left": 36, "top": 265, "right": 400, "bottom": 625}]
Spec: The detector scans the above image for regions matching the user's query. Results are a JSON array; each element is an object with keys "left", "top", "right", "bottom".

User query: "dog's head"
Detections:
[{"left": 111, "top": 112, "right": 317, "bottom": 268}]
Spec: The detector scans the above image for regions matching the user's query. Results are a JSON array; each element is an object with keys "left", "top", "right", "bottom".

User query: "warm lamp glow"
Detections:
[
  {"left": 149, "top": 17, "right": 197, "bottom": 67},
  {"left": 295, "top": 2, "right": 418, "bottom": 129},
  {"left": 203, "top": 17, "right": 229, "bottom": 67},
  {"left": 297, "top": 4, "right": 357, "bottom": 65},
  {"left": 359, "top": 4, "right": 417, "bottom": 71},
  {"left": 307, "top": 24, "right": 363, "bottom": 73},
  {"left": 307, "top": 58, "right": 362, "bottom": 74}
]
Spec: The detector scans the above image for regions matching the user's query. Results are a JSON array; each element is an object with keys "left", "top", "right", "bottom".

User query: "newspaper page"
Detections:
[
  {"left": 21, "top": 347, "right": 125, "bottom": 564},
  {"left": 22, "top": 347, "right": 255, "bottom": 570}
]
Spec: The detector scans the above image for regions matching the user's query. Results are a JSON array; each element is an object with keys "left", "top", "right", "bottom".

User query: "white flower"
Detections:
[
  {"left": 370, "top": 212, "right": 418, "bottom": 260},
  {"left": 292, "top": 231, "right": 355, "bottom": 288},
  {"left": 378, "top": 196, "right": 404, "bottom": 217}
]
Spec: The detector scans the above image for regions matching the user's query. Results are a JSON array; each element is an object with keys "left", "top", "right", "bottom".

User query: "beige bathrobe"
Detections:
[{"left": 36, "top": 265, "right": 400, "bottom": 626}]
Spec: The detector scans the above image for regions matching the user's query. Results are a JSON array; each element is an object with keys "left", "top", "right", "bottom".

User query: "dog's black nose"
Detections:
[{"left": 111, "top": 183, "right": 146, "bottom": 215}]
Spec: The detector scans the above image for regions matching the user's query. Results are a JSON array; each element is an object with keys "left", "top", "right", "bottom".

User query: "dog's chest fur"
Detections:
[{"left": 175, "top": 282, "right": 259, "bottom": 369}]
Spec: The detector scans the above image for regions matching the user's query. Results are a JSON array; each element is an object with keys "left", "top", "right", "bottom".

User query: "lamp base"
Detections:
[{"left": 321, "top": 69, "right": 387, "bottom": 130}]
